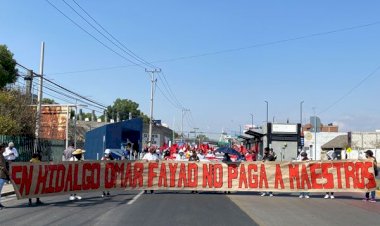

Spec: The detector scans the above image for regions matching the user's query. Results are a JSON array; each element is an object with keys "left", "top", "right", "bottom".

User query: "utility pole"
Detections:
[
  {"left": 172, "top": 116, "right": 175, "bottom": 144},
  {"left": 250, "top": 113, "right": 254, "bottom": 129},
  {"left": 24, "top": 70, "right": 33, "bottom": 99},
  {"left": 146, "top": 68, "right": 161, "bottom": 146},
  {"left": 194, "top": 127, "right": 199, "bottom": 145},
  {"left": 264, "top": 101, "right": 269, "bottom": 124},
  {"left": 313, "top": 107, "right": 317, "bottom": 160},
  {"left": 300, "top": 101, "right": 304, "bottom": 125},
  {"left": 34, "top": 42, "right": 45, "bottom": 153},
  {"left": 181, "top": 108, "right": 190, "bottom": 142},
  {"left": 74, "top": 99, "right": 77, "bottom": 148},
  {"left": 104, "top": 110, "right": 107, "bottom": 122}
]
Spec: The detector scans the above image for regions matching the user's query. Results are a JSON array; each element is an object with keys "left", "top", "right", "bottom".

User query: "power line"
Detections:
[
  {"left": 46, "top": 0, "right": 188, "bottom": 116},
  {"left": 151, "top": 21, "right": 380, "bottom": 64},
  {"left": 318, "top": 64, "right": 380, "bottom": 115},
  {"left": 155, "top": 84, "right": 182, "bottom": 109},
  {"left": 71, "top": 0, "right": 157, "bottom": 69},
  {"left": 61, "top": 0, "right": 154, "bottom": 69},
  {"left": 16, "top": 65, "right": 107, "bottom": 110},
  {"left": 48, "top": 20, "right": 380, "bottom": 76},
  {"left": 46, "top": 0, "right": 144, "bottom": 69},
  {"left": 17, "top": 79, "right": 104, "bottom": 114},
  {"left": 158, "top": 72, "right": 183, "bottom": 109}
]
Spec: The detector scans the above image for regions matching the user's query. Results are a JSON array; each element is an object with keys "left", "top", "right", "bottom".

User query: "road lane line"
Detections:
[{"left": 127, "top": 191, "right": 144, "bottom": 205}]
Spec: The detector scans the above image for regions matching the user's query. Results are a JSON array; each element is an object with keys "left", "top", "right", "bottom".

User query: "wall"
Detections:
[
  {"left": 142, "top": 124, "right": 173, "bottom": 147},
  {"left": 344, "top": 132, "right": 380, "bottom": 161},
  {"left": 271, "top": 141, "right": 298, "bottom": 161},
  {"left": 303, "top": 132, "right": 346, "bottom": 160}
]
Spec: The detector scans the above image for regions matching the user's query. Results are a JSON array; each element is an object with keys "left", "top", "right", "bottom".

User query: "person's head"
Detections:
[
  {"left": 264, "top": 147, "right": 269, "bottom": 155},
  {"left": 69, "top": 142, "right": 74, "bottom": 147},
  {"left": 365, "top": 150, "right": 374, "bottom": 158},
  {"left": 8, "top": 142, "right": 14, "bottom": 148},
  {"left": 32, "top": 153, "right": 42, "bottom": 160},
  {"left": 269, "top": 148, "right": 274, "bottom": 154},
  {"left": 149, "top": 146, "right": 156, "bottom": 153},
  {"left": 300, "top": 151, "right": 308, "bottom": 159},
  {"left": 192, "top": 150, "right": 197, "bottom": 156},
  {"left": 72, "top": 149, "right": 85, "bottom": 160},
  {"left": 104, "top": 149, "right": 111, "bottom": 156}
]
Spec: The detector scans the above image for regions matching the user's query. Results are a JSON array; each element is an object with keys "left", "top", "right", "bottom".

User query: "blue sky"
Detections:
[{"left": 1, "top": 0, "right": 380, "bottom": 137}]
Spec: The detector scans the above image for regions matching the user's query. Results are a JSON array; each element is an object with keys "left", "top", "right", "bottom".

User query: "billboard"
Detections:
[
  {"left": 142, "top": 133, "right": 161, "bottom": 146},
  {"left": 39, "top": 106, "right": 69, "bottom": 140}
]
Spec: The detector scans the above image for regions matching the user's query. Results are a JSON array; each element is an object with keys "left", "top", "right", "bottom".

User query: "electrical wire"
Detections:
[
  {"left": 46, "top": 0, "right": 144, "bottom": 69},
  {"left": 46, "top": 0, "right": 189, "bottom": 118},
  {"left": 158, "top": 72, "right": 183, "bottom": 109},
  {"left": 17, "top": 70, "right": 107, "bottom": 111},
  {"left": 17, "top": 63, "right": 107, "bottom": 109},
  {"left": 71, "top": 0, "right": 157, "bottom": 69},
  {"left": 318, "top": 64, "right": 380, "bottom": 115},
  {"left": 155, "top": 84, "right": 182, "bottom": 109},
  {"left": 61, "top": 0, "right": 154, "bottom": 69}
]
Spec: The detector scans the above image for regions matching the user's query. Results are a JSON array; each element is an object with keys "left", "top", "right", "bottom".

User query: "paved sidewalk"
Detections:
[{"left": 1, "top": 183, "right": 15, "bottom": 197}]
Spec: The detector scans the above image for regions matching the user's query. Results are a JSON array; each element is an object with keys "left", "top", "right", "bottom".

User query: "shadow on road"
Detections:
[{"left": 2, "top": 195, "right": 133, "bottom": 209}]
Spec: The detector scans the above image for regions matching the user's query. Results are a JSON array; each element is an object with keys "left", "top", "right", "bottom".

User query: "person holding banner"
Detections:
[
  {"left": 223, "top": 153, "right": 232, "bottom": 194},
  {"left": 143, "top": 147, "right": 159, "bottom": 194},
  {"left": 364, "top": 150, "right": 377, "bottom": 202},
  {"left": 299, "top": 152, "right": 310, "bottom": 199},
  {"left": 189, "top": 151, "right": 200, "bottom": 194},
  {"left": 325, "top": 151, "right": 337, "bottom": 199},
  {"left": 0, "top": 143, "right": 10, "bottom": 209},
  {"left": 101, "top": 149, "right": 114, "bottom": 198},
  {"left": 176, "top": 150, "right": 187, "bottom": 161},
  {"left": 261, "top": 148, "right": 275, "bottom": 197},
  {"left": 69, "top": 149, "right": 86, "bottom": 201},
  {"left": 28, "top": 153, "right": 44, "bottom": 206}
]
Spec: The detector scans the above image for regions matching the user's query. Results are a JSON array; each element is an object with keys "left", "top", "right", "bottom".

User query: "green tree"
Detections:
[
  {"left": 105, "top": 98, "right": 149, "bottom": 123},
  {"left": 41, "top": 98, "right": 57, "bottom": 104},
  {"left": 0, "top": 45, "right": 18, "bottom": 89},
  {"left": 0, "top": 90, "right": 36, "bottom": 135}
]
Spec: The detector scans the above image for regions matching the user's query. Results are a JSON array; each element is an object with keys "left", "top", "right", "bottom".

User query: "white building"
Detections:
[{"left": 303, "top": 131, "right": 346, "bottom": 160}]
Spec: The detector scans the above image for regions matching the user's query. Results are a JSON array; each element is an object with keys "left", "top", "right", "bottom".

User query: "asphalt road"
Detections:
[
  {"left": 228, "top": 192, "right": 380, "bottom": 226},
  {"left": 0, "top": 191, "right": 257, "bottom": 226}
]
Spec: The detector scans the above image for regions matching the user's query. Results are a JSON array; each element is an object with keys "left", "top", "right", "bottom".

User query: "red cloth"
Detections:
[
  {"left": 160, "top": 142, "right": 168, "bottom": 151},
  {"left": 245, "top": 154, "right": 252, "bottom": 161}
]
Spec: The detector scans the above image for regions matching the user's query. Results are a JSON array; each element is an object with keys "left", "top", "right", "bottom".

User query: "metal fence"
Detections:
[{"left": 0, "top": 135, "right": 66, "bottom": 162}]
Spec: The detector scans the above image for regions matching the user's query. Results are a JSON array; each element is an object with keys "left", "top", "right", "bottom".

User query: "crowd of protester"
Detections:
[{"left": 0, "top": 141, "right": 377, "bottom": 210}]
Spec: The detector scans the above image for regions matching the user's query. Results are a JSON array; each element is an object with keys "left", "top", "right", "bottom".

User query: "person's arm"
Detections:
[
  {"left": 0, "top": 164, "right": 10, "bottom": 176},
  {"left": 2, "top": 149, "right": 11, "bottom": 157}
]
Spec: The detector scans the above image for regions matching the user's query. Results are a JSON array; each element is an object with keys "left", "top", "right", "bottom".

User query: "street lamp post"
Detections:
[
  {"left": 313, "top": 107, "right": 317, "bottom": 160},
  {"left": 250, "top": 113, "right": 254, "bottom": 129},
  {"left": 264, "top": 101, "right": 268, "bottom": 124},
  {"left": 300, "top": 101, "right": 304, "bottom": 125}
]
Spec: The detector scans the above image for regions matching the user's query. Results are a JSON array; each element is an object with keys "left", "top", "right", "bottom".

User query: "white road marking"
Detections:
[{"left": 127, "top": 191, "right": 144, "bottom": 205}]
